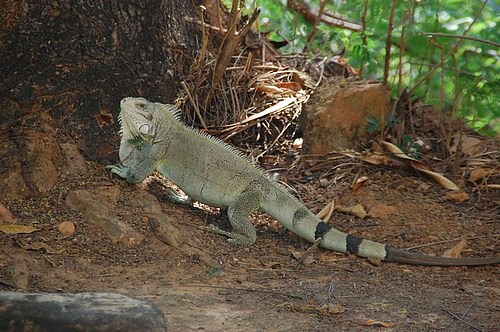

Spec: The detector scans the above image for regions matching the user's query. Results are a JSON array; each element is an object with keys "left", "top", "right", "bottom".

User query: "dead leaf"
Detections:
[
  {"left": 255, "top": 85, "right": 285, "bottom": 95},
  {"left": 363, "top": 319, "right": 397, "bottom": 328},
  {"left": 408, "top": 159, "right": 432, "bottom": 172},
  {"left": 0, "top": 224, "right": 39, "bottom": 234},
  {"left": 469, "top": 168, "right": 495, "bottom": 182},
  {"left": 94, "top": 109, "right": 114, "bottom": 128},
  {"left": 259, "top": 259, "right": 282, "bottom": 269},
  {"left": 352, "top": 176, "right": 369, "bottom": 192},
  {"left": 359, "top": 152, "right": 387, "bottom": 165},
  {"left": 443, "top": 239, "right": 467, "bottom": 258},
  {"left": 276, "top": 82, "right": 302, "bottom": 91},
  {"left": 445, "top": 191, "right": 469, "bottom": 203},
  {"left": 316, "top": 198, "right": 340, "bottom": 222},
  {"left": 381, "top": 141, "right": 412, "bottom": 160},
  {"left": 337, "top": 204, "right": 367, "bottom": 219},
  {"left": 381, "top": 141, "right": 459, "bottom": 190},
  {"left": 333, "top": 56, "right": 360, "bottom": 75},
  {"left": 418, "top": 169, "right": 460, "bottom": 191}
]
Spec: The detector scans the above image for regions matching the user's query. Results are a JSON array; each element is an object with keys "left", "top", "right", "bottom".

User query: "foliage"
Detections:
[{"left": 233, "top": 0, "right": 499, "bottom": 136}]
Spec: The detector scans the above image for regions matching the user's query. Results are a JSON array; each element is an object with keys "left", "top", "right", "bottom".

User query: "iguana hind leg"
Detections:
[{"left": 208, "top": 188, "right": 261, "bottom": 246}]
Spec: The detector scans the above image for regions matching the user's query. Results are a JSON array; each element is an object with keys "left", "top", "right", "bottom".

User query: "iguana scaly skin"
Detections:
[{"left": 107, "top": 97, "right": 499, "bottom": 266}]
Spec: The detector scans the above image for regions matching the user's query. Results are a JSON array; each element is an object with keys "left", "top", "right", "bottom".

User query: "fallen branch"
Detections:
[
  {"left": 420, "top": 32, "right": 500, "bottom": 48},
  {"left": 295, "top": 237, "right": 323, "bottom": 269},
  {"left": 446, "top": 310, "right": 483, "bottom": 332}
]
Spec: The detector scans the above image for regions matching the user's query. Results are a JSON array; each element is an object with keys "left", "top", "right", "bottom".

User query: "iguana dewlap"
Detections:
[{"left": 107, "top": 97, "right": 499, "bottom": 266}]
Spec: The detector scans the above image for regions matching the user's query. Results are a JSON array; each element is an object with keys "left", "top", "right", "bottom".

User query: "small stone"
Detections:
[{"left": 58, "top": 221, "right": 76, "bottom": 236}]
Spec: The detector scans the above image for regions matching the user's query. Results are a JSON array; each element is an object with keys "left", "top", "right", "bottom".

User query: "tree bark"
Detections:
[
  {"left": 0, "top": 0, "right": 201, "bottom": 197},
  {"left": 0, "top": 0, "right": 200, "bottom": 157}
]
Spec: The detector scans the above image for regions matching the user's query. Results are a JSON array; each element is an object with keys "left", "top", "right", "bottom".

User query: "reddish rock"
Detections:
[
  {"left": 65, "top": 188, "right": 144, "bottom": 247},
  {"left": 301, "top": 82, "right": 392, "bottom": 154}
]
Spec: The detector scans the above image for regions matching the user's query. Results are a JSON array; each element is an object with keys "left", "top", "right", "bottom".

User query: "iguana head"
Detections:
[{"left": 119, "top": 97, "right": 157, "bottom": 142}]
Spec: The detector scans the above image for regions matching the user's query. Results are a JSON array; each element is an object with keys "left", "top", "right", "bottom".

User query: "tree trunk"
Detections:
[{"left": 0, "top": 0, "right": 201, "bottom": 198}]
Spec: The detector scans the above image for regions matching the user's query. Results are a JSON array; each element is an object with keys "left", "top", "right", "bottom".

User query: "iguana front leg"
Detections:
[
  {"left": 106, "top": 144, "right": 156, "bottom": 184},
  {"left": 209, "top": 188, "right": 261, "bottom": 246}
]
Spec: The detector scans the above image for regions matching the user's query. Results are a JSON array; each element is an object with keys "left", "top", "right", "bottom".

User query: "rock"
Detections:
[
  {"left": 57, "top": 221, "right": 76, "bottom": 236},
  {"left": 301, "top": 82, "right": 391, "bottom": 153},
  {"left": 65, "top": 188, "right": 144, "bottom": 246},
  {"left": 0, "top": 292, "right": 167, "bottom": 332},
  {"left": 132, "top": 191, "right": 184, "bottom": 247}
]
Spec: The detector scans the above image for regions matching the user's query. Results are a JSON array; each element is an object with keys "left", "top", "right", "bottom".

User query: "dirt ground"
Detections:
[{"left": 0, "top": 151, "right": 498, "bottom": 331}]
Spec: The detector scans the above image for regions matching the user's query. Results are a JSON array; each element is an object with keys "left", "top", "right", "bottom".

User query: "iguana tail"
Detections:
[{"left": 263, "top": 186, "right": 499, "bottom": 266}]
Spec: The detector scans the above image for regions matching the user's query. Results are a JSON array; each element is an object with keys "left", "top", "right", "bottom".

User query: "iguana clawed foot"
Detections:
[
  {"left": 106, "top": 164, "right": 129, "bottom": 178},
  {"left": 106, "top": 164, "right": 143, "bottom": 184},
  {"left": 164, "top": 188, "right": 192, "bottom": 205},
  {"left": 205, "top": 224, "right": 255, "bottom": 246}
]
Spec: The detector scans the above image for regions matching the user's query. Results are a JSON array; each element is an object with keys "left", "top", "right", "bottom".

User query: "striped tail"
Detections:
[{"left": 264, "top": 186, "right": 499, "bottom": 266}]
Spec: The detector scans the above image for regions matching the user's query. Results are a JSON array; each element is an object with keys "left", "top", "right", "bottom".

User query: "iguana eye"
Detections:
[
  {"left": 136, "top": 101, "right": 148, "bottom": 109},
  {"left": 139, "top": 123, "right": 150, "bottom": 134}
]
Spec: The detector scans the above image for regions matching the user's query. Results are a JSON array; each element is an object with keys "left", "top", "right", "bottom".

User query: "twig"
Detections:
[
  {"left": 0, "top": 278, "right": 16, "bottom": 289},
  {"left": 181, "top": 81, "right": 207, "bottom": 129},
  {"left": 383, "top": 0, "right": 398, "bottom": 84},
  {"left": 359, "top": 0, "right": 368, "bottom": 76},
  {"left": 461, "top": 298, "right": 476, "bottom": 318},
  {"left": 403, "top": 234, "right": 500, "bottom": 251},
  {"left": 255, "top": 106, "right": 301, "bottom": 159},
  {"left": 409, "top": 0, "right": 489, "bottom": 96},
  {"left": 212, "top": 1, "right": 260, "bottom": 87},
  {"left": 295, "top": 237, "right": 323, "bottom": 269},
  {"left": 446, "top": 310, "right": 483, "bottom": 332},
  {"left": 397, "top": 10, "right": 409, "bottom": 96},
  {"left": 304, "top": 0, "right": 327, "bottom": 53},
  {"left": 420, "top": 32, "right": 500, "bottom": 48},
  {"left": 287, "top": 0, "right": 361, "bottom": 32},
  {"left": 220, "top": 97, "right": 297, "bottom": 138}
]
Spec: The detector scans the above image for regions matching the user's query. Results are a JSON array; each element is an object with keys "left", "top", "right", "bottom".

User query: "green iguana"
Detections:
[{"left": 107, "top": 97, "right": 499, "bottom": 266}]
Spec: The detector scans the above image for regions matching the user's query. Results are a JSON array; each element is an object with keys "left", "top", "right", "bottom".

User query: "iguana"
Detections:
[{"left": 107, "top": 97, "right": 499, "bottom": 266}]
